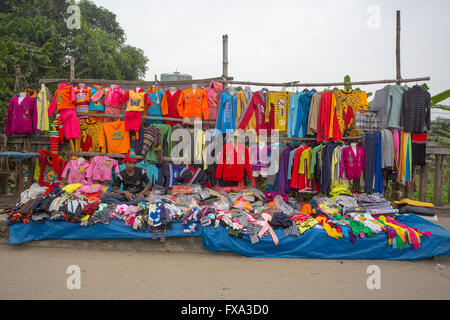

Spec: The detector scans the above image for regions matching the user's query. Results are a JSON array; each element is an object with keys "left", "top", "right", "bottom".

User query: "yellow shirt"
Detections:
[
  {"left": 332, "top": 89, "right": 369, "bottom": 136},
  {"left": 236, "top": 91, "right": 257, "bottom": 132},
  {"left": 267, "top": 91, "right": 291, "bottom": 132},
  {"left": 393, "top": 198, "right": 434, "bottom": 208},
  {"left": 37, "top": 87, "right": 50, "bottom": 132},
  {"left": 298, "top": 148, "right": 313, "bottom": 180},
  {"left": 126, "top": 90, "right": 147, "bottom": 112}
]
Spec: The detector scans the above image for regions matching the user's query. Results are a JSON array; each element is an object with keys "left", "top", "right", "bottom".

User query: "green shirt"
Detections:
[
  {"left": 310, "top": 144, "right": 323, "bottom": 174},
  {"left": 145, "top": 124, "right": 173, "bottom": 163},
  {"left": 386, "top": 85, "right": 409, "bottom": 129}
]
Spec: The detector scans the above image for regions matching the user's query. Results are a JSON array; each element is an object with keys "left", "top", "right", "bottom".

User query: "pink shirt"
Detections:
[
  {"left": 75, "top": 182, "right": 102, "bottom": 195},
  {"left": 104, "top": 86, "right": 125, "bottom": 108},
  {"left": 61, "top": 159, "right": 90, "bottom": 184},
  {"left": 339, "top": 146, "right": 365, "bottom": 180},
  {"left": 85, "top": 156, "right": 119, "bottom": 184}
]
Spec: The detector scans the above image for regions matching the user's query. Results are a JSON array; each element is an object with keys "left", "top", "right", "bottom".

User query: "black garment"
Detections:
[
  {"left": 400, "top": 85, "right": 431, "bottom": 133},
  {"left": 269, "top": 213, "right": 293, "bottom": 229},
  {"left": 363, "top": 133, "right": 378, "bottom": 193},
  {"left": 320, "top": 142, "right": 338, "bottom": 193},
  {"left": 130, "top": 126, "right": 144, "bottom": 156},
  {"left": 177, "top": 166, "right": 208, "bottom": 187},
  {"left": 399, "top": 205, "right": 434, "bottom": 217},
  {"left": 313, "top": 148, "right": 323, "bottom": 190},
  {"left": 412, "top": 133, "right": 427, "bottom": 167},
  {"left": 156, "top": 164, "right": 187, "bottom": 189},
  {"left": 115, "top": 167, "right": 149, "bottom": 195}
]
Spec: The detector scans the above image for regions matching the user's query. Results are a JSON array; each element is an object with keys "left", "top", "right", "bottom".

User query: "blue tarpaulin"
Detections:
[
  {"left": 202, "top": 214, "right": 450, "bottom": 261},
  {"left": 8, "top": 220, "right": 201, "bottom": 245},
  {"left": 8, "top": 214, "right": 450, "bottom": 260}
]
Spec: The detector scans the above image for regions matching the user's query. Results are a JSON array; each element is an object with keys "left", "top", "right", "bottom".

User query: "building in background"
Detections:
[{"left": 161, "top": 71, "right": 192, "bottom": 82}]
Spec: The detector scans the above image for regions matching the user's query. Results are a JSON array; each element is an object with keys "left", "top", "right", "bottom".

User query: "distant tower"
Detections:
[{"left": 160, "top": 71, "right": 192, "bottom": 82}]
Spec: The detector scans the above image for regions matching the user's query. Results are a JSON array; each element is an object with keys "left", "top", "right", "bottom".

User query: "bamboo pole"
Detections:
[
  {"left": 433, "top": 155, "right": 443, "bottom": 206},
  {"left": 223, "top": 34, "right": 229, "bottom": 78},
  {"left": 396, "top": 10, "right": 402, "bottom": 84},
  {"left": 70, "top": 57, "right": 75, "bottom": 81},
  {"left": 226, "top": 76, "right": 430, "bottom": 88},
  {"left": 418, "top": 164, "right": 428, "bottom": 201},
  {"left": 40, "top": 77, "right": 429, "bottom": 89},
  {"left": 65, "top": 151, "right": 182, "bottom": 163},
  {"left": 39, "top": 76, "right": 228, "bottom": 86},
  {"left": 75, "top": 112, "right": 217, "bottom": 125}
]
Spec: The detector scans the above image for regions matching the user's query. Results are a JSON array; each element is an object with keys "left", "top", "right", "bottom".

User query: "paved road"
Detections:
[
  {"left": 0, "top": 245, "right": 448, "bottom": 300},
  {"left": 1, "top": 214, "right": 449, "bottom": 300}
]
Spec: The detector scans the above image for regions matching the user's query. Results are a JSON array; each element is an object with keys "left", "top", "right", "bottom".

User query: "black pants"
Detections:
[
  {"left": 320, "top": 142, "right": 338, "bottom": 193},
  {"left": 363, "top": 133, "right": 378, "bottom": 193}
]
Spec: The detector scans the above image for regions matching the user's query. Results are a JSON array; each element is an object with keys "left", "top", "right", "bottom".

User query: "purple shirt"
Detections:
[
  {"left": 277, "top": 145, "right": 296, "bottom": 195},
  {"left": 5, "top": 96, "right": 38, "bottom": 136}
]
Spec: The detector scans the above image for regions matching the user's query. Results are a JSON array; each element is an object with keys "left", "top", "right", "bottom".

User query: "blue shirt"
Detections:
[
  {"left": 216, "top": 92, "right": 237, "bottom": 134},
  {"left": 287, "top": 93, "right": 300, "bottom": 138},
  {"left": 147, "top": 91, "right": 165, "bottom": 124}
]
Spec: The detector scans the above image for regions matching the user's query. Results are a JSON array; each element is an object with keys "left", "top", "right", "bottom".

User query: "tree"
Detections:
[{"left": 0, "top": 0, "right": 149, "bottom": 131}]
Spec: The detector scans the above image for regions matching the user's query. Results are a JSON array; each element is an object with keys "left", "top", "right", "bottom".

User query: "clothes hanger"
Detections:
[{"left": 302, "top": 88, "right": 309, "bottom": 93}]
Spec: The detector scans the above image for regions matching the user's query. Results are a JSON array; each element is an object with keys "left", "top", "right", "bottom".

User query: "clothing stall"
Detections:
[{"left": 4, "top": 74, "right": 450, "bottom": 261}]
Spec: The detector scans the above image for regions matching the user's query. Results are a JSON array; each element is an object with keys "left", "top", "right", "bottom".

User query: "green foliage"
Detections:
[
  {"left": 0, "top": 0, "right": 148, "bottom": 131},
  {"left": 344, "top": 75, "right": 351, "bottom": 90},
  {"left": 431, "top": 89, "right": 450, "bottom": 106}
]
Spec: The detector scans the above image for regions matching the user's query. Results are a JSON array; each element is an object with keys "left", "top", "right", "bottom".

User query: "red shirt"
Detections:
[
  {"left": 317, "top": 91, "right": 342, "bottom": 143},
  {"left": 237, "top": 91, "right": 274, "bottom": 135},
  {"left": 36, "top": 152, "right": 68, "bottom": 187},
  {"left": 161, "top": 90, "right": 182, "bottom": 125},
  {"left": 290, "top": 145, "right": 310, "bottom": 191},
  {"left": 216, "top": 143, "right": 252, "bottom": 182}
]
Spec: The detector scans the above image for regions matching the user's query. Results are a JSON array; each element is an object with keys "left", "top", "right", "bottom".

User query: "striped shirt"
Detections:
[{"left": 400, "top": 85, "right": 431, "bottom": 133}]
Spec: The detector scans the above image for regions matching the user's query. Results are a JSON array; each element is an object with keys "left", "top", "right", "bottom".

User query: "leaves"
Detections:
[
  {"left": 431, "top": 90, "right": 450, "bottom": 106},
  {"left": 0, "top": 0, "right": 148, "bottom": 131},
  {"left": 344, "top": 75, "right": 351, "bottom": 90}
]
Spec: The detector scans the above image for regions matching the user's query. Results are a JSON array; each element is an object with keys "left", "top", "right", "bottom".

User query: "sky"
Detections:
[{"left": 91, "top": 0, "right": 450, "bottom": 119}]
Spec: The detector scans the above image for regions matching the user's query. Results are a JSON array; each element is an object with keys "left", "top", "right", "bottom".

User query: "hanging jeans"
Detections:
[
  {"left": 364, "top": 133, "right": 377, "bottom": 193},
  {"left": 374, "top": 132, "right": 383, "bottom": 193}
]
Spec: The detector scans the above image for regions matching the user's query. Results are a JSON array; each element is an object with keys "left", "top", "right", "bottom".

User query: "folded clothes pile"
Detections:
[
  {"left": 394, "top": 199, "right": 436, "bottom": 220},
  {"left": 354, "top": 193, "right": 399, "bottom": 214}
]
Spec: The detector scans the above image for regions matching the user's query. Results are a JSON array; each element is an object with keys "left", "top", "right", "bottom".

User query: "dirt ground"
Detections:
[
  {"left": 0, "top": 214, "right": 448, "bottom": 300},
  {"left": 1, "top": 246, "right": 449, "bottom": 300}
]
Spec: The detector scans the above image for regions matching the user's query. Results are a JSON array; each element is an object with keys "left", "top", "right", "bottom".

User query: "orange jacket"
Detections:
[
  {"left": 99, "top": 119, "right": 130, "bottom": 154},
  {"left": 48, "top": 83, "right": 75, "bottom": 116},
  {"left": 177, "top": 88, "right": 209, "bottom": 120}
]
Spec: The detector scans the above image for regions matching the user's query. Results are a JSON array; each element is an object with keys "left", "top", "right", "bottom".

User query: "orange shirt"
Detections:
[
  {"left": 99, "top": 119, "right": 130, "bottom": 154},
  {"left": 48, "top": 83, "right": 75, "bottom": 116},
  {"left": 177, "top": 88, "right": 209, "bottom": 120}
]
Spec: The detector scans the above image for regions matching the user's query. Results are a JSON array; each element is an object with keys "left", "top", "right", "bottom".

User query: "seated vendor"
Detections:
[{"left": 100, "top": 148, "right": 151, "bottom": 205}]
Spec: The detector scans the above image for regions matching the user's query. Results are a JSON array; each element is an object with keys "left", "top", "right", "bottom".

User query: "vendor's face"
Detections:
[{"left": 125, "top": 161, "right": 136, "bottom": 170}]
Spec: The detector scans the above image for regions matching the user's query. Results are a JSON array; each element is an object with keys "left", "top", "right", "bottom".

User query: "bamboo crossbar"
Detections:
[
  {"left": 225, "top": 77, "right": 430, "bottom": 88},
  {"left": 65, "top": 151, "right": 183, "bottom": 162},
  {"left": 40, "top": 76, "right": 429, "bottom": 89},
  {"left": 39, "top": 76, "right": 228, "bottom": 86},
  {"left": 76, "top": 112, "right": 217, "bottom": 125}
]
